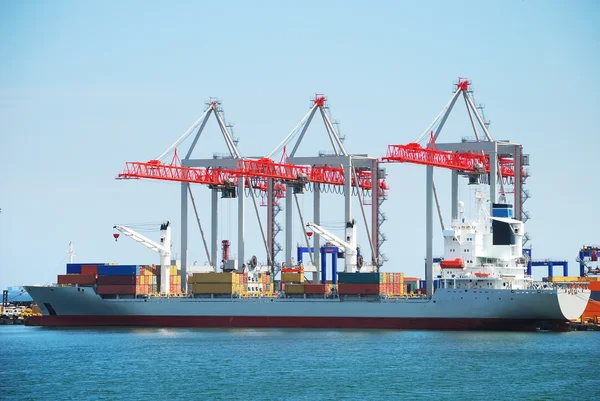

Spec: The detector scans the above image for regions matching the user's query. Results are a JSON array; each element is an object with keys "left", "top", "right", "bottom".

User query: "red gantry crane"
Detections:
[
  {"left": 380, "top": 78, "right": 528, "bottom": 297},
  {"left": 118, "top": 97, "right": 387, "bottom": 276}
]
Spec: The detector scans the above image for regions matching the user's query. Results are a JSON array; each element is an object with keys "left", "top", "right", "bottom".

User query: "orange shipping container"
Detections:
[
  {"left": 304, "top": 284, "right": 329, "bottom": 294},
  {"left": 589, "top": 282, "right": 600, "bottom": 291},
  {"left": 582, "top": 299, "right": 600, "bottom": 320},
  {"left": 339, "top": 283, "right": 380, "bottom": 295},
  {"left": 96, "top": 285, "right": 137, "bottom": 295},
  {"left": 81, "top": 265, "right": 98, "bottom": 275},
  {"left": 57, "top": 274, "right": 97, "bottom": 285}
]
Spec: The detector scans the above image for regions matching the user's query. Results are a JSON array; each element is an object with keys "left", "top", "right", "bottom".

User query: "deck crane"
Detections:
[
  {"left": 306, "top": 221, "right": 359, "bottom": 272},
  {"left": 113, "top": 221, "right": 172, "bottom": 294}
]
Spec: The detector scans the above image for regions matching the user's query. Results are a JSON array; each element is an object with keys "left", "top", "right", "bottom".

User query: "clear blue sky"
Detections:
[{"left": 1, "top": 0, "right": 598, "bottom": 289}]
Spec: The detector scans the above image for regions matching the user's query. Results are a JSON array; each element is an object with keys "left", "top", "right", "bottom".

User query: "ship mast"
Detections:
[{"left": 68, "top": 242, "right": 75, "bottom": 264}]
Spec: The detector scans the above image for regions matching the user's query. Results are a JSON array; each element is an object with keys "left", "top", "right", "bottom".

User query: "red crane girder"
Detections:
[
  {"left": 119, "top": 151, "right": 385, "bottom": 195},
  {"left": 382, "top": 143, "right": 516, "bottom": 177},
  {"left": 118, "top": 160, "right": 236, "bottom": 186},
  {"left": 232, "top": 158, "right": 377, "bottom": 190},
  {"left": 233, "top": 158, "right": 312, "bottom": 181}
]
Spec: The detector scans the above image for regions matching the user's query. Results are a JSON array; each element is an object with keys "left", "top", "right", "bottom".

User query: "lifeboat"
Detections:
[
  {"left": 474, "top": 272, "right": 491, "bottom": 278},
  {"left": 440, "top": 258, "right": 464, "bottom": 269}
]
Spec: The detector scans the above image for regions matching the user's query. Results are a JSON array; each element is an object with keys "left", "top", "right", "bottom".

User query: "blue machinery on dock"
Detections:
[
  {"left": 297, "top": 246, "right": 342, "bottom": 284},
  {"left": 523, "top": 249, "right": 568, "bottom": 277},
  {"left": 578, "top": 246, "right": 599, "bottom": 276}
]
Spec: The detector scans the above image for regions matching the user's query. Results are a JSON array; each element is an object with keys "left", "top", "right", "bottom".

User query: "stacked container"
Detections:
[
  {"left": 168, "top": 265, "right": 182, "bottom": 294},
  {"left": 57, "top": 263, "right": 106, "bottom": 286},
  {"left": 97, "top": 265, "right": 142, "bottom": 295},
  {"left": 378, "top": 272, "right": 405, "bottom": 296},
  {"left": 281, "top": 267, "right": 303, "bottom": 295},
  {"left": 284, "top": 284, "right": 305, "bottom": 295},
  {"left": 191, "top": 272, "right": 247, "bottom": 295},
  {"left": 303, "top": 284, "right": 331, "bottom": 296},
  {"left": 337, "top": 272, "right": 380, "bottom": 295},
  {"left": 259, "top": 273, "right": 272, "bottom": 295}
]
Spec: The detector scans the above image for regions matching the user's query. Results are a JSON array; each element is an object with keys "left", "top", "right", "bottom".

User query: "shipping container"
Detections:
[
  {"left": 66, "top": 263, "right": 106, "bottom": 274},
  {"left": 285, "top": 284, "right": 305, "bottom": 294},
  {"left": 589, "top": 281, "right": 600, "bottom": 291},
  {"left": 192, "top": 283, "right": 233, "bottom": 294},
  {"left": 338, "top": 283, "right": 380, "bottom": 295},
  {"left": 57, "top": 274, "right": 97, "bottom": 285},
  {"left": 96, "top": 285, "right": 137, "bottom": 295},
  {"left": 338, "top": 272, "right": 379, "bottom": 284},
  {"left": 546, "top": 276, "right": 581, "bottom": 283},
  {"left": 304, "top": 284, "right": 329, "bottom": 295},
  {"left": 98, "top": 265, "right": 140, "bottom": 276},
  {"left": 66, "top": 265, "right": 82, "bottom": 274},
  {"left": 281, "top": 267, "right": 303, "bottom": 273},
  {"left": 97, "top": 275, "right": 137, "bottom": 285},
  {"left": 80, "top": 265, "right": 99, "bottom": 275},
  {"left": 193, "top": 272, "right": 234, "bottom": 283},
  {"left": 281, "top": 273, "right": 304, "bottom": 283}
]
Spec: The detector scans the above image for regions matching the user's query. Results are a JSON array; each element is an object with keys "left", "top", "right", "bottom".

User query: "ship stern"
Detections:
[{"left": 557, "top": 287, "right": 591, "bottom": 321}]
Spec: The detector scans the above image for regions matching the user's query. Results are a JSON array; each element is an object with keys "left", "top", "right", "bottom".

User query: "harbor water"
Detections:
[{"left": 0, "top": 326, "right": 598, "bottom": 400}]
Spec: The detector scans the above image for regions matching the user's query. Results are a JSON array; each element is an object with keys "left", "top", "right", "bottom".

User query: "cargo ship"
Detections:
[{"left": 25, "top": 193, "right": 590, "bottom": 331}]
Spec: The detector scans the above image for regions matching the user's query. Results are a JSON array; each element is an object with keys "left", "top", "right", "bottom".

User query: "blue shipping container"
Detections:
[{"left": 98, "top": 265, "right": 140, "bottom": 276}]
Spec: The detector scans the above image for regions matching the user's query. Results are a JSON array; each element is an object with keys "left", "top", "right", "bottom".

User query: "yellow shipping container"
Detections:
[
  {"left": 547, "top": 276, "right": 580, "bottom": 283},
  {"left": 193, "top": 272, "right": 234, "bottom": 283},
  {"left": 281, "top": 273, "right": 303, "bottom": 283},
  {"left": 192, "top": 283, "right": 233, "bottom": 294},
  {"left": 285, "top": 284, "right": 305, "bottom": 294},
  {"left": 188, "top": 275, "right": 195, "bottom": 284}
]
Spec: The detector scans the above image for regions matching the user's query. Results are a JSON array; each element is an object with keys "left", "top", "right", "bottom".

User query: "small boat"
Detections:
[{"left": 440, "top": 258, "right": 464, "bottom": 269}]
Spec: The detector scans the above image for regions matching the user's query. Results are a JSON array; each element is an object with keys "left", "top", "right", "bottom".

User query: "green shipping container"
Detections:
[{"left": 337, "top": 272, "right": 380, "bottom": 284}]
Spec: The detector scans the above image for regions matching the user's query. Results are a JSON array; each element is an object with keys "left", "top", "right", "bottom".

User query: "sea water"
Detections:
[{"left": 0, "top": 326, "right": 598, "bottom": 400}]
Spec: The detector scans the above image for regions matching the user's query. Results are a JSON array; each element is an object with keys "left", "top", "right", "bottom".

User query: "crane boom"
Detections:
[
  {"left": 306, "top": 221, "right": 360, "bottom": 273},
  {"left": 113, "top": 225, "right": 169, "bottom": 255},
  {"left": 305, "top": 222, "right": 355, "bottom": 253},
  {"left": 113, "top": 221, "right": 172, "bottom": 294}
]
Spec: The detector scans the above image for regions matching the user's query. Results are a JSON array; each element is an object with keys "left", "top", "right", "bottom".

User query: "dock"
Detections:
[
  {"left": 571, "top": 322, "right": 600, "bottom": 331},
  {"left": 0, "top": 317, "right": 26, "bottom": 325}
]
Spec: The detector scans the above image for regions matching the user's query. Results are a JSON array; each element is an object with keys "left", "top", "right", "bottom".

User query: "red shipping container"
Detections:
[
  {"left": 96, "top": 285, "right": 137, "bottom": 295},
  {"left": 338, "top": 283, "right": 379, "bottom": 295},
  {"left": 304, "top": 284, "right": 328, "bottom": 294},
  {"left": 97, "top": 275, "right": 137, "bottom": 285},
  {"left": 57, "top": 274, "right": 97, "bottom": 285},
  {"left": 81, "top": 265, "right": 98, "bottom": 275}
]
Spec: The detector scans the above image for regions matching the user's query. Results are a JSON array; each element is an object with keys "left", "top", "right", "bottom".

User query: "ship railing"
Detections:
[{"left": 527, "top": 281, "right": 589, "bottom": 292}]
